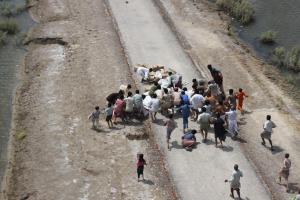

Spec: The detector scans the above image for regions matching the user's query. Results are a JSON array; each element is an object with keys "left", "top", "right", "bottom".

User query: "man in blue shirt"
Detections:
[
  {"left": 182, "top": 129, "right": 197, "bottom": 150},
  {"left": 180, "top": 103, "right": 190, "bottom": 132}
]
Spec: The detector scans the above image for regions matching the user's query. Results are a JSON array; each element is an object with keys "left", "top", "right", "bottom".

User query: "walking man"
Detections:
[
  {"left": 164, "top": 114, "right": 176, "bottom": 150},
  {"left": 197, "top": 107, "right": 211, "bottom": 142},
  {"left": 180, "top": 103, "right": 190, "bottom": 132},
  {"left": 207, "top": 64, "right": 224, "bottom": 94},
  {"left": 213, "top": 113, "right": 226, "bottom": 148},
  {"left": 225, "top": 164, "right": 243, "bottom": 199},
  {"left": 278, "top": 153, "right": 292, "bottom": 192},
  {"left": 261, "top": 115, "right": 276, "bottom": 151}
]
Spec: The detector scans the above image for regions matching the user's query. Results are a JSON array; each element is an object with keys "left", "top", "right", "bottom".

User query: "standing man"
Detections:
[
  {"left": 164, "top": 114, "right": 176, "bottom": 150},
  {"left": 190, "top": 90, "right": 205, "bottom": 121},
  {"left": 207, "top": 64, "right": 224, "bottom": 94},
  {"left": 260, "top": 115, "right": 276, "bottom": 151},
  {"left": 225, "top": 164, "right": 243, "bottom": 199},
  {"left": 180, "top": 103, "right": 190, "bottom": 132},
  {"left": 213, "top": 113, "right": 226, "bottom": 148},
  {"left": 278, "top": 153, "right": 292, "bottom": 192},
  {"left": 197, "top": 107, "right": 211, "bottom": 142},
  {"left": 225, "top": 106, "right": 239, "bottom": 138}
]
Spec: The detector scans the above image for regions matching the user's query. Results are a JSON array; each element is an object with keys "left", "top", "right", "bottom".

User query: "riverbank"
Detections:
[
  {"left": 1, "top": 0, "right": 176, "bottom": 199},
  {"left": 0, "top": 0, "right": 35, "bottom": 191}
]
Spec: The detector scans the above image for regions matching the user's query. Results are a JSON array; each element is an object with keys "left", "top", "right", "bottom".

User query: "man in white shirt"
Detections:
[
  {"left": 225, "top": 107, "right": 238, "bottom": 137},
  {"left": 135, "top": 67, "right": 153, "bottom": 82},
  {"left": 190, "top": 90, "right": 205, "bottom": 120},
  {"left": 225, "top": 164, "right": 243, "bottom": 199},
  {"left": 149, "top": 93, "right": 160, "bottom": 121},
  {"left": 260, "top": 115, "right": 276, "bottom": 151}
]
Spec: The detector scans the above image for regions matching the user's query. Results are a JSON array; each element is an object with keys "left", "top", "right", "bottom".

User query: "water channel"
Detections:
[
  {"left": 236, "top": 0, "right": 300, "bottom": 87},
  {"left": 0, "top": 0, "right": 34, "bottom": 188}
]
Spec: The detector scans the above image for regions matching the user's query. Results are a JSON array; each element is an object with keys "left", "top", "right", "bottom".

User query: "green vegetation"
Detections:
[
  {"left": 216, "top": 0, "right": 254, "bottom": 25},
  {"left": 0, "top": 31, "right": 7, "bottom": 46},
  {"left": 0, "top": 2, "right": 26, "bottom": 17},
  {"left": 14, "top": 32, "right": 27, "bottom": 46},
  {"left": 273, "top": 47, "right": 286, "bottom": 67},
  {"left": 272, "top": 46, "right": 300, "bottom": 72},
  {"left": 0, "top": 19, "right": 19, "bottom": 34},
  {"left": 260, "top": 30, "right": 277, "bottom": 44}
]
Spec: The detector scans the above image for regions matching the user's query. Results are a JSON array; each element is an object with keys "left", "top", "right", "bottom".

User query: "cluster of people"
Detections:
[{"left": 87, "top": 63, "right": 297, "bottom": 199}]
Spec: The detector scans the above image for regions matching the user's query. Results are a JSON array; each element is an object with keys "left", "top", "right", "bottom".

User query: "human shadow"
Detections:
[
  {"left": 271, "top": 145, "right": 284, "bottom": 154},
  {"left": 220, "top": 145, "right": 234, "bottom": 152},
  {"left": 235, "top": 197, "right": 250, "bottom": 200},
  {"left": 91, "top": 127, "right": 110, "bottom": 133},
  {"left": 170, "top": 141, "right": 183, "bottom": 150},
  {"left": 202, "top": 139, "right": 215, "bottom": 145},
  {"left": 232, "top": 137, "right": 247, "bottom": 143},
  {"left": 288, "top": 182, "right": 300, "bottom": 193},
  {"left": 152, "top": 118, "right": 166, "bottom": 126},
  {"left": 141, "top": 179, "right": 155, "bottom": 185}
]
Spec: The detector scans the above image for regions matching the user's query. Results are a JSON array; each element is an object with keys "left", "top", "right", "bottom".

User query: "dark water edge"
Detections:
[
  {"left": 234, "top": 0, "right": 300, "bottom": 87},
  {"left": 0, "top": 0, "right": 35, "bottom": 188}
]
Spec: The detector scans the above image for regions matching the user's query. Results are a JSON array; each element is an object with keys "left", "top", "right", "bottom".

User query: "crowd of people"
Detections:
[{"left": 87, "top": 64, "right": 298, "bottom": 199}]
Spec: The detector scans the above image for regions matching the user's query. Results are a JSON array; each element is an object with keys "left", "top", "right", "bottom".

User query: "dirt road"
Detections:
[
  {"left": 1, "top": 0, "right": 300, "bottom": 199},
  {"left": 1, "top": 0, "right": 175, "bottom": 199},
  {"left": 152, "top": 0, "right": 300, "bottom": 199},
  {"left": 107, "top": 0, "right": 272, "bottom": 199}
]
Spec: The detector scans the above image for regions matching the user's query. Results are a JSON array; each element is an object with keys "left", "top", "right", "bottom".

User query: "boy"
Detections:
[
  {"left": 236, "top": 88, "right": 248, "bottom": 113},
  {"left": 164, "top": 114, "right": 176, "bottom": 150},
  {"left": 105, "top": 103, "right": 114, "bottom": 128},
  {"left": 261, "top": 115, "right": 276, "bottom": 151},
  {"left": 88, "top": 106, "right": 101, "bottom": 129}
]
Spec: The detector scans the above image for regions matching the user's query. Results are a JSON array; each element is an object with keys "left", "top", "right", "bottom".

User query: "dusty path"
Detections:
[
  {"left": 1, "top": 0, "right": 175, "bottom": 199},
  {"left": 153, "top": 0, "right": 300, "bottom": 199},
  {"left": 107, "top": 0, "right": 271, "bottom": 199}
]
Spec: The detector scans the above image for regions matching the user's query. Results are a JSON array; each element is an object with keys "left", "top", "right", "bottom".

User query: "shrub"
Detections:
[
  {"left": 0, "top": 3, "right": 14, "bottom": 17},
  {"left": 0, "top": 31, "right": 7, "bottom": 46},
  {"left": 216, "top": 0, "right": 254, "bottom": 25},
  {"left": 272, "top": 47, "right": 286, "bottom": 67},
  {"left": 0, "top": 19, "right": 19, "bottom": 34},
  {"left": 260, "top": 31, "right": 277, "bottom": 44},
  {"left": 285, "top": 47, "right": 300, "bottom": 71},
  {"left": 0, "top": 2, "right": 26, "bottom": 17}
]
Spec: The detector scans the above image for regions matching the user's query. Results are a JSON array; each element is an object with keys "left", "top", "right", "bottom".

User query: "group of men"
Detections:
[{"left": 88, "top": 63, "right": 295, "bottom": 199}]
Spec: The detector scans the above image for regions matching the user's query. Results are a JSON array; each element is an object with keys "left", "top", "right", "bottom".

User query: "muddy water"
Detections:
[
  {"left": 236, "top": 0, "right": 300, "bottom": 87},
  {"left": 0, "top": 0, "right": 35, "bottom": 188}
]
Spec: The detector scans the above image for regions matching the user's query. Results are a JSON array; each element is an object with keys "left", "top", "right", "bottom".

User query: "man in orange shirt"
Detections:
[{"left": 236, "top": 88, "right": 248, "bottom": 113}]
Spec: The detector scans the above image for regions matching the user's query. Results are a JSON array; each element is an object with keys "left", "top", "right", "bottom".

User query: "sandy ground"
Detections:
[
  {"left": 1, "top": 0, "right": 176, "bottom": 199},
  {"left": 152, "top": 0, "right": 300, "bottom": 199}
]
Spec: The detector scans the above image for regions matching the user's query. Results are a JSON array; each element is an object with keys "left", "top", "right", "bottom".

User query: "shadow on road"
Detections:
[{"left": 142, "top": 179, "right": 155, "bottom": 185}]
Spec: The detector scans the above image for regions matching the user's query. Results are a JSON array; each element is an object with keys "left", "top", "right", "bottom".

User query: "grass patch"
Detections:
[
  {"left": 0, "top": 2, "right": 26, "bottom": 17},
  {"left": 216, "top": 0, "right": 254, "bottom": 25},
  {"left": 14, "top": 32, "right": 27, "bottom": 46},
  {"left": 260, "top": 30, "right": 277, "bottom": 44},
  {"left": 272, "top": 46, "right": 300, "bottom": 72},
  {"left": 0, "top": 19, "right": 19, "bottom": 34},
  {"left": 0, "top": 31, "right": 7, "bottom": 46},
  {"left": 16, "top": 131, "right": 27, "bottom": 140}
]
